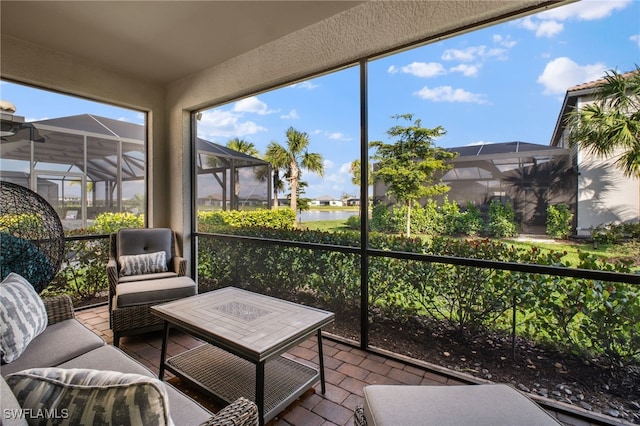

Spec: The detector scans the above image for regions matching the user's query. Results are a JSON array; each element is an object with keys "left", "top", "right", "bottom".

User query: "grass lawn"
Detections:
[{"left": 298, "top": 218, "right": 637, "bottom": 267}]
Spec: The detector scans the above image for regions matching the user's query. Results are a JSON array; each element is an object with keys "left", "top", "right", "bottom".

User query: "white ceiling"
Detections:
[{"left": 0, "top": 1, "right": 362, "bottom": 85}]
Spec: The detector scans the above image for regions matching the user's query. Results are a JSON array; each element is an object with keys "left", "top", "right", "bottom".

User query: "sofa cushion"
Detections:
[
  {"left": 58, "top": 346, "right": 213, "bottom": 426},
  {"left": 1, "top": 375, "right": 28, "bottom": 426},
  {"left": 0, "top": 319, "right": 105, "bottom": 376},
  {"left": 115, "top": 276, "right": 196, "bottom": 308},
  {"left": 6, "top": 368, "right": 174, "bottom": 426},
  {"left": 362, "top": 384, "right": 560, "bottom": 426},
  {"left": 119, "top": 251, "right": 168, "bottom": 277},
  {"left": 0, "top": 273, "right": 48, "bottom": 363}
]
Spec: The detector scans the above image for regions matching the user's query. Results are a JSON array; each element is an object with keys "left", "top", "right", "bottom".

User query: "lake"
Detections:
[{"left": 298, "top": 210, "right": 358, "bottom": 222}]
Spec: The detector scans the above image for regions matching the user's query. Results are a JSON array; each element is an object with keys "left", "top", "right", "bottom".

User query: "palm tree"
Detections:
[
  {"left": 226, "top": 138, "right": 258, "bottom": 208},
  {"left": 566, "top": 66, "right": 640, "bottom": 178},
  {"left": 349, "top": 159, "right": 373, "bottom": 216},
  {"left": 265, "top": 127, "right": 324, "bottom": 212}
]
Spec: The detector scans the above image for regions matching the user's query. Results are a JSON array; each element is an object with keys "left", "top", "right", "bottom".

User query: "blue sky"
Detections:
[{"left": 2, "top": 0, "right": 639, "bottom": 200}]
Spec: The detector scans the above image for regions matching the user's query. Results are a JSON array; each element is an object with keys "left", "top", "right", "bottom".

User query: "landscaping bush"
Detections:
[
  {"left": 198, "top": 209, "right": 295, "bottom": 232},
  {"left": 458, "top": 202, "right": 483, "bottom": 236},
  {"left": 486, "top": 200, "right": 518, "bottom": 237},
  {"left": 546, "top": 203, "right": 573, "bottom": 239}
]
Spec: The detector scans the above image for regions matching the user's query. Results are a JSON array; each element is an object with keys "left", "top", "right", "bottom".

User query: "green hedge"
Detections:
[{"left": 198, "top": 226, "right": 639, "bottom": 365}]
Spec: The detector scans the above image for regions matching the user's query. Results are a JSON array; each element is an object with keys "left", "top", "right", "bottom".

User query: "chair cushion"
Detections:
[
  {"left": 362, "top": 384, "right": 561, "bottom": 426},
  {"left": 119, "top": 251, "right": 168, "bottom": 276},
  {"left": 6, "top": 368, "right": 174, "bottom": 426},
  {"left": 117, "top": 228, "right": 172, "bottom": 260},
  {"left": 0, "top": 273, "right": 48, "bottom": 363},
  {"left": 115, "top": 276, "right": 197, "bottom": 308},
  {"left": 118, "top": 271, "right": 178, "bottom": 284}
]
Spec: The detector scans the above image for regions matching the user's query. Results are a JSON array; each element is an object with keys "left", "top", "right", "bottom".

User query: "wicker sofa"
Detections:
[{"left": 1, "top": 294, "right": 258, "bottom": 426}]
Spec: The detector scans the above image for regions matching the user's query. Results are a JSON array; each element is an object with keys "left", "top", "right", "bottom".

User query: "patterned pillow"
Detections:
[
  {"left": 119, "top": 251, "right": 168, "bottom": 276},
  {"left": 6, "top": 368, "right": 174, "bottom": 426},
  {"left": 0, "top": 273, "right": 48, "bottom": 363}
]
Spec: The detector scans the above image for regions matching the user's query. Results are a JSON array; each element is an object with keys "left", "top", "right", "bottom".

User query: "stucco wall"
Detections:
[{"left": 576, "top": 149, "right": 640, "bottom": 235}]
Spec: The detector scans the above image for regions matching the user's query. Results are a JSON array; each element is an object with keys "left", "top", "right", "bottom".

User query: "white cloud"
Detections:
[
  {"left": 519, "top": 16, "right": 564, "bottom": 38},
  {"left": 539, "top": 0, "right": 631, "bottom": 21},
  {"left": 442, "top": 43, "right": 512, "bottom": 63},
  {"left": 328, "top": 132, "right": 351, "bottom": 141},
  {"left": 388, "top": 62, "right": 446, "bottom": 78},
  {"left": 519, "top": 0, "right": 631, "bottom": 37},
  {"left": 324, "top": 159, "right": 335, "bottom": 169},
  {"left": 537, "top": 57, "right": 608, "bottom": 95},
  {"left": 442, "top": 47, "right": 481, "bottom": 62},
  {"left": 232, "top": 96, "right": 277, "bottom": 115},
  {"left": 450, "top": 63, "right": 480, "bottom": 77},
  {"left": 281, "top": 109, "right": 299, "bottom": 119},
  {"left": 288, "top": 81, "right": 319, "bottom": 90},
  {"left": 198, "top": 109, "right": 267, "bottom": 138},
  {"left": 339, "top": 162, "right": 353, "bottom": 174},
  {"left": 414, "top": 86, "right": 488, "bottom": 104},
  {"left": 631, "top": 34, "right": 640, "bottom": 47},
  {"left": 310, "top": 129, "right": 352, "bottom": 141},
  {"left": 493, "top": 34, "right": 517, "bottom": 49}
]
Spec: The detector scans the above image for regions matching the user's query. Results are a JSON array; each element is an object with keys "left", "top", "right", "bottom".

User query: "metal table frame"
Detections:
[{"left": 153, "top": 287, "right": 335, "bottom": 425}]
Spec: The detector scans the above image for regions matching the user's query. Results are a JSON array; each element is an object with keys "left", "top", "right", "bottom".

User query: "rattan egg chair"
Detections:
[{"left": 0, "top": 181, "right": 65, "bottom": 293}]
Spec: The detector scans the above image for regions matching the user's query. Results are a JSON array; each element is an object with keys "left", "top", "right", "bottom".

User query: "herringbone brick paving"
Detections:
[{"left": 75, "top": 305, "right": 597, "bottom": 426}]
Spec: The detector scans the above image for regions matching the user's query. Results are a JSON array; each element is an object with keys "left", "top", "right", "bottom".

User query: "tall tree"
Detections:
[
  {"left": 370, "top": 114, "right": 456, "bottom": 237},
  {"left": 265, "top": 127, "right": 324, "bottom": 212},
  {"left": 226, "top": 138, "right": 259, "bottom": 208},
  {"left": 566, "top": 66, "right": 640, "bottom": 178},
  {"left": 349, "top": 159, "right": 373, "bottom": 216}
]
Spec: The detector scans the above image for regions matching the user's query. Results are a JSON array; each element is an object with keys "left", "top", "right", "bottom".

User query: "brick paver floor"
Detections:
[{"left": 75, "top": 305, "right": 600, "bottom": 426}]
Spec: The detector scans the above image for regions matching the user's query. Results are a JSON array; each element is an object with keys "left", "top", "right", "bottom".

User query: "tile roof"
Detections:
[{"left": 567, "top": 69, "right": 639, "bottom": 92}]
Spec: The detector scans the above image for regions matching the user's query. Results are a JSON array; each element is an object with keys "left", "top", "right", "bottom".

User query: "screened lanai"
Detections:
[
  {"left": 1, "top": 112, "right": 270, "bottom": 228},
  {"left": 196, "top": 139, "right": 272, "bottom": 211},
  {"left": 372, "top": 141, "right": 576, "bottom": 234},
  {"left": 442, "top": 141, "right": 575, "bottom": 233}
]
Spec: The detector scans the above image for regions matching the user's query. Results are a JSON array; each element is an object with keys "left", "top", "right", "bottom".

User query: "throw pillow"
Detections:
[
  {"left": 0, "top": 273, "right": 48, "bottom": 363},
  {"left": 6, "top": 368, "right": 174, "bottom": 426},
  {"left": 119, "top": 251, "right": 168, "bottom": 276}
]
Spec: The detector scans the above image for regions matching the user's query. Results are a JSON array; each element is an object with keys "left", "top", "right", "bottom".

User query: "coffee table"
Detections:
[{"left": 151, "top": 287, "right": 335, "bottom": 425}]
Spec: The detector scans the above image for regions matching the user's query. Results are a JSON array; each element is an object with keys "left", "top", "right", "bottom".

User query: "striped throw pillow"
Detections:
[
  {"left": 119, "top": 251, "right": 168, "bottom": 276},
  {"left": 0, "top": 273, "right": 48, "bottom": 363},
  {"left": 6, "top": 368, "right": 174, "bottom": 426}
]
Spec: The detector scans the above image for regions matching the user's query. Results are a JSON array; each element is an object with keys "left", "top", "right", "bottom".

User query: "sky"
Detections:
[{"left": 2, "top": 0, "right": 639, "bottom": 200}]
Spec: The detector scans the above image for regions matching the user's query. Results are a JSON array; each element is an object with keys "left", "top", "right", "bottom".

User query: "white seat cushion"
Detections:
[{"left": 363, "top": 384, "right": 560, "bottom": 426}]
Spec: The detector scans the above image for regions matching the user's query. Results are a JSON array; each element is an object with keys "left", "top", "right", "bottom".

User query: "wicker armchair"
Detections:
[{"left": 107, "top": 228, "right": 197, "bottom": 347}]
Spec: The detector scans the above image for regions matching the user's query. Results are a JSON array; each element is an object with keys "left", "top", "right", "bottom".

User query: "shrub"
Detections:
[
  {"left": 458, "top": 202, "right": 483, "bottom": 236},
  {"left": 89, "top": 212, "right": 144, "bottom": 234},
  {"left": 546, "top": 204, "right": 573, "bottom": 239},
  {"left": 486, "top": 200, "right": 518, "bottom": 237},
  {"left": 198, "top": 209, "right": 296, "bottom": 232}
]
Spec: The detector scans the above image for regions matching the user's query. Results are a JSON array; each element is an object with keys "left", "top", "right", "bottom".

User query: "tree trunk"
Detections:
[
  {"left": 406, "top": 201, "right": 411, "bottom": 238},
  {"left": 272, "top": 170, "right": 279, "bottom": 209},
  {"left": 289, "top": 162, "right": 299, "bottom": 213}
]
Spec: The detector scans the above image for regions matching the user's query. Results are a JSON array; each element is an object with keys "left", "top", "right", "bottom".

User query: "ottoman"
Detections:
[{"left": 355, "top": 384, "right": 561, "bottom": 425}]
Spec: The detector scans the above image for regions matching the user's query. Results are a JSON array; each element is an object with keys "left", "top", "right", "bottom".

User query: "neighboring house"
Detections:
[
  {"left": 549, "top": 72, "right": 640, "bottom": 236},
  {"left": 311, "top": 195, "right": 343, "bottom": 207}
]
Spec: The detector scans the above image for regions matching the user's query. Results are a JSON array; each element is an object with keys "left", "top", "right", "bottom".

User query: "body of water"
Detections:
[{"left": 298, "top": 210, "right": 357, "bottom": 222}]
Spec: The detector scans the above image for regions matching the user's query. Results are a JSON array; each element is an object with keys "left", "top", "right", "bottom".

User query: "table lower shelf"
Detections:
[{"left": 165, "top": 343, "right": 319, "bottom": 423}]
